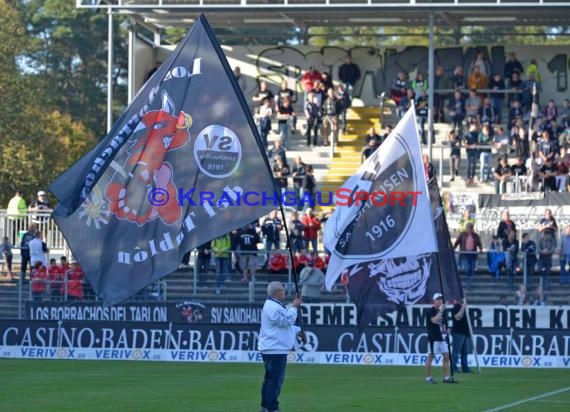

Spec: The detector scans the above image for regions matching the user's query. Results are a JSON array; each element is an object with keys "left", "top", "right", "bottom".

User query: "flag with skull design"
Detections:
[
  {"left": 49, "top": 16, "right": 276, "bottom": 305},
  {"left": 324, "top": 106, "right": 463, "bottom": 329}
]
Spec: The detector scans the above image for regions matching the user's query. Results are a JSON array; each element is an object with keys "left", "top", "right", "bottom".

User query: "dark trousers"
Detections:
[
  {"left": 466, "top": 150, "right": 477, "bottom": 180},
  {"left": 452, "top": 333, "right": 472, "bottom": 372},
  {"left": 20, "top": 252, "right": 31, "bottom": 279},
  {"left": 261, "top": 353, "right": 287, "bottom": 412},
  {"left": 305, "top": 117, "right": 319, "bottom": 146}
]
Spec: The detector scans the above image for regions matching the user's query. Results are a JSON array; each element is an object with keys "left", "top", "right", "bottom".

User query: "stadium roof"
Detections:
[{"left": 79, "top": 0, "right": 570, "bottom": 34}]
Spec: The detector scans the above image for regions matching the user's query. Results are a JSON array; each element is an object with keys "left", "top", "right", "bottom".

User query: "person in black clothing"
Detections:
[
  {"left": 502, "top": 230, "right": 519, "bottom": 280},
  {"left": 463, "top": 123, "right": 479, "bottom": 184},
  {"left": 521, "top": 232, "right": 537, "bottom": 277},
  {"left": 291, "top": 157, "right": 307, "bottom": 208},
  {"left": 424, "top": 293, "right": 453, "bottom": 384},
  {"left": 288, "top": 211, "right": 305, "bottom": 253},
  {"left": 451, "top": 300, "right": 473, "bottom": 373},
  {"left": 275, "top": 80, "right": 297, "bottom": 134},
  {"left": 496, "top": 210, "right": 516, "bottom": 241},
  {"left": 19, "top": 224, "right": 36, "bottom": 281},
  {"left": 237, "top": 224, "right": 260, "bottom": 283},
  {"left": 488, "top": 73, "right": 506, "bottom": 123},
  {"left": 493, "top": 156, "right": 512, "bottom": 194},
  {"left": 540, "top": 158, "right": 558, "bottom": 192},
  {"left": 504, "top": 52, "right": 523, "bottom": 81},
  {"left": 364, "top": 127, "right": 382, "bottom": 145},
  {"left": 338, "top": 55, "right": 361, "bottom": 103},
  {"left": 195, "top": 241, "right": 211, "bottom": 286},
  {"left": 273, "top": 156, "right": 290, "bottom": 193},
  {"left": 448, "top": 130, "right": 461, "bottom": 182},
  {"left": 301, "top": 165, "right": 317, "bottom": 210},
  {"left": 261, "top": 210, "right": 283, "bottom": 267},
  {"left": 304, "top": 92, "right": 321, "bottom": 147},
  {"left": 361, "top": 138, "right": 379, "bottom": 163},
  {"left": 146, "top": 61, "right": 162, "bottom": 81}
]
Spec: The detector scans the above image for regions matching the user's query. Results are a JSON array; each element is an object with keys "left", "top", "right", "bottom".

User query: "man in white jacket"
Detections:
[{"left": 258, "top": 281, "right": 302, "bottom": 412}]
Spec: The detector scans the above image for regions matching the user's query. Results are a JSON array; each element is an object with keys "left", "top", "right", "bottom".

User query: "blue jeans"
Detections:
[
  {"left": 479, "top": 151, "right": 492, "bottom": 181},
  {"left": 461, "top": 254, "right": 477, "bottom": 287},
  {"left": 261, "top": 354, "right": 287, "bottom": 412},
  {"left": 215, "top": 257, "right": 229, "bottom": 288},
  {"left": 452, "top": 333, "right": 472, "bottom": 372}
]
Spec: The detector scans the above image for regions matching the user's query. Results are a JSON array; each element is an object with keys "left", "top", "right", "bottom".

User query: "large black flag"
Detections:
[
  {"left": 344, "top": 178, "right": 464, "bottom": 330},
  {"left": 49, "top": 15, "right": 275, "bottom": 305}
]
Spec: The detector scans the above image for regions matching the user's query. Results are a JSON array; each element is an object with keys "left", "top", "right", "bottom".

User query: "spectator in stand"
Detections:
[
  {"left": 559, "top": 225, "right": 570, "bottom": 284},
  {"left": 212, "top": 233, "right": 231, "bottom": 295},
  {"left": 467, "top": 66, "right": 487, "bottom": 92},
  {"left": 29, "top": 231, "right": 47, "bottom": 267},
  {"left": 479, "top": 124, "right": 493, "bottom": 183},
  {"left": 237, "top": 223, "right": 260, "bottom": 283},
  {"left": 338, "top": 55, "right": 361, "bottom": 103},
  {"left": 390, "top": 70, "right": 408, "bottom": 104},
  {"left": 502, "top": 230, "right": 519, "bottom": 282},
  {"left": 423, "top": 154, "right": 436, "bottom": 184},
  {"left": 291, "top": 157, "right": 307, "bottom": 207},
  {"left": 537, "top": 129, "right": 557, "bottom": 164},
  {"left": 276, "top": 97, "right": 295, "bottom": 149},
  {"left": 488, "top": 235, "right": 506, "bottom": 280},
  {"left": 364, "top": 126, "right": 382, "bottom": 145},
  {"left": 302, "top": 208, "right": 321, "bottom": 254},
  {"left": 522, "top": 73, "right": 541, "bottom": 113},
  {"left": 543, "top": 99, "right": 559, "bottom": 123},
  {"left": 504, "top": 52, "right": 524, "bottom": 81},
  {"left": 195, "top": 241, "right": 212, "bottom": 286},
  {"left": 452, "top": 66, "right": 466, "bottom": 91},
  {"left": 412, "top": 72, "right": 428, "bottom": 98},
  {"left": 361, "top": 137, "right": 379, "bottom": 163},
  {"left": 58, "top": 256, "right": 71, "bottom": 298},
  {"left": 304, "top": 91, "right": 321, "bottom": 147},
  {"left": 508, "top": 100, "right": 524, "bottom": 131},
  {"left": 458, "top": 209, "right": 475, "bottom": 233},
  {"left": 540, "top": 158, "right": 558, "bottom": 192},
  {"left": 252, "top": 80, "right": 274, "bottom": 109},
  {"left": 301, "top": 165, "right": 318, "bottom": 210},
  {"left": 19, "top": 224, "right": 36, "bottom": 282},
  {"left": 301, "top": 66, "right": 323, "bottom": 100},
  {"left": 381, "top": 124, "right": 394, "bottom": 143},
  {"left": 434, "top": 65, "right": 451, "bottom": 122},
  {"left": 257, "top": 97, "right": 273, "bottom": 149},
  {"left": 512, "top": 122, "right": 530, "bottom": 160},
  {"left": 234, "top": 66, "right": 247, "bottom": 95},
  {"left": 29, "top": 190, "right": 52, "bottom": 224},
  {"left": 464, "top": 123, "right": 479, "bottom": 185},
  {"left": 321, "top": 71, "right": 333, "bottom": 92},
  {"left": 538, "top": 209, "right": 558, "bottom": 277},
  {"left": 511, "top": 155, "right": 528, "bottom": 191},
  {"left": 448, "top": 90, "right": 466, "bottom": 136},
  {"left": 448, "top": 130, "right": 461, "bottom": 182},
  {"left": 311, "top": 78, "right": 326, "bottom": 108},
  {"left": 496, "top": 210, "right": 517, "bottom": 241},
  {"left": 453, "top": 222, "right": 483, "bottom": 288},
  {"left": 6, "top": 190, "right": 27, "bottom": 244},
  {"left": 479, "top": 97, "right": 498, "bottom": 130},
  {"left": 451, "top": 300, "right": 473, "bottom": 374},
  {"left": 555, "top": 147, "right": 569, "bottom": 191},
  {"left": 494, "top": 126, "right": 511, "bottom": 161},
  {"left": 1, "top": 236, "right": 14, "bottom": 280},
  {"left": 470, "top": 50, "right": 490, "bottom": 78},
  {"left": 322, "top": 87, "right": 340, "bottom": 146},
  {"left": 488, "top": 73, "right": 506, "bottom": 123},
  {"left": 268, "top": 139, "right": 287, "bottom": 168},
  {"left": 299, "top": 258, "right": 325, "bottom": 303},
  {"left": 47, "top": 258, "right": 61, "bottom": 301},
  {"left": 146, "top": 61, "right": 161, "bottom": 81},
  {"left": 526, "top": 58, "right": 542, "bottom": 83},
  {"left": 398, "top": 88, "right": 415, "bottom": 119},
  {"left": 288, "top": 211, "right": 305, "bottom": 253},
  {"left": 275, "top": 79, "right": 296, "bottom": 128},
  {"left": 493, "top": 155, "right": 513, "bottom": 194},
  {"left": 273, "top": 156, "right": 290, "bottom": 193},
  {"left": 508, "top": 71, "right": 523, "bottom": 106},
  {"left": 515, "top": 284, "right": 526, "bottom": 305},
  {"left": 30, "top": 261, "right": 48, "bottom": 301},
  {"left": 465, "top": 89, "right": 482, "bottom": 124},
  {"left": 261, "top": 210, "right": 283, "bottom": 258},
  {"left": 417, "top": 99, "right": 429, "bottom": 145},
  {"left": 336, "top": 84, "right": 351, "bottom": 133},
  {"left": 521, "top": 233, "right": 537, "bottom": 277},
  {"left": 66, "top": 261, "right": 84, "bottom": 301}
]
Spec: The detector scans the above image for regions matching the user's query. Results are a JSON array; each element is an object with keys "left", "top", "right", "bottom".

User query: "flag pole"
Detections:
[{"left": 463, "top": 296, "right": 481, "bottom": 374}]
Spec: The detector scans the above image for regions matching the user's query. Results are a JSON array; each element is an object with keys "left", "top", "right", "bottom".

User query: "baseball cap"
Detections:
[
  {"left": 37, "top": 190, "right": 47, "bottom": 196},
  {"left": 432, "top": 293, "right": 443, "bottom": 301}
]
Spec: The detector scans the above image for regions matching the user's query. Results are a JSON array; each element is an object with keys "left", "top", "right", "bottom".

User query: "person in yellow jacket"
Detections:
[
  {"left": 526, "top": 59, "right": 541, "bottom": 82},
  {"left": 212, "top": 233, "right": 232, "bottom": 294},
  {"left": 6, "top": 191, "right": 27, "bottom": 244}
]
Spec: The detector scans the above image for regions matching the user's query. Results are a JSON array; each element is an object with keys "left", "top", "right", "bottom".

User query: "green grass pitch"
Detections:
[{"left": 0, "top": 360, "right": 569, "bottom": 411}]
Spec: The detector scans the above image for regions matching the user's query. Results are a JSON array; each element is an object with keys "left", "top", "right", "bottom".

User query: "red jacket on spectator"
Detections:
[
  {"left": 301, "top": 215, "right": 321, "bottom": 241},
  {"left": 31, "top": 265, "right": 48, "bottom": 293},
  {"left": 66, "top": 266, "right": 84, "bottom": 300},
  {"left": 58, "top": 263, "right": 71, "bottom": 295},
  {"left": 301, "top": 69, "right": 323, "bottom": 92}
]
